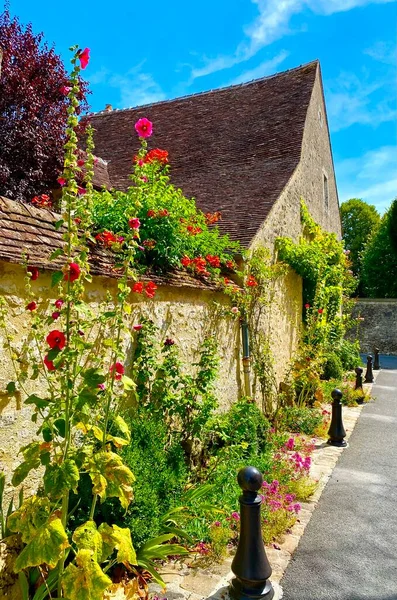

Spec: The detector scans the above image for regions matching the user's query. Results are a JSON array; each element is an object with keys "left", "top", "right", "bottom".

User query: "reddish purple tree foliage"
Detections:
[{"left": 0, "top": 10, "right": 89, "bottom": 202}]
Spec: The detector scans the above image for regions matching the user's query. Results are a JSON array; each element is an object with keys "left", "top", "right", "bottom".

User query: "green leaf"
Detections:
[
  {"left": 12, "top": 459, "right": 40, "bottom": 486},
  {"left": 54, "top": 219, "right": 64, "bottom": 230},
  {"left": 44, "top": 460, "right": 79, "bottom": 499},
  {"left": 6, "top": 381, "right": 16, "bottom": 394},
  {"left": 51, "top": 271, "right": 64, "bottom": 288},
  {"left": 14, "top": 517, "right": 69, "bottom": 571},
  {"left": 49, "top": 248, "right": 64, "bottom": 261},
  {"left": 106, "top": 434, "right": 129, "bottom": 448},
  {"left": 87, "top": 452, "right": 135, "bottom": 510},
  {"left": 83, "top": 368, "right": 106, "bottom": 387},
  {"left": 77, "top": 387, "right": 98, "bottom": 409},
  {"left": 32, "top": 567, "right": 59, "bottom": 600},
  {"left": 121, "top": 375, "right": 135, "bottom": 391},
  {"left": 42, "top": 425, "right": 53, "bottom": 443},
  {"left": 73, "top": 521, "right": 103, "bottom": 562},
  {"left": 62, "top": 550, "right": 111, "bottom": 600},
  {"left": 47, "top": 348, "right": 60, "bottom": 361},
  {"left": 98, "top": 523, "right": 137, "bottom": 566},
  {"left": 54, "top": 418, "right": 66, "bottom": 438},
  {"left": 8, "top": 496, "right": 51, "bottom": 543},
  {"left": 18, "top": 572, "right": 29, "bottom": 600},
  {"left": 24, "top": 394, "right": 50, "bottom": 410},
  {"left": 113, "top": 416, "right": 130, "bottom": 442}
]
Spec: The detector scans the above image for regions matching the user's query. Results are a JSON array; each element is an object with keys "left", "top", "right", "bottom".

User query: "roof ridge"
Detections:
[{"left": 90, "top": 59, "right": 319, "bottom": 117}]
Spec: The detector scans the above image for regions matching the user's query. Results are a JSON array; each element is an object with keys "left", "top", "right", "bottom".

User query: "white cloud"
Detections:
[
  {"left": 336, "top": 146, "right": 397, "bottom": 213},
  {"left": 190, "top": 0, "right": 396, "bottom": 80},
  {"left": 89, "top": 64, "right": 166, "bottom": 109},
  {"left": 229, "top": 50, "right": 289, "bottom": 85},
  {"left": 325, "top": 70, "right": 396, "bottom": 131},
  {"left": 365, "top": 40, "right": 397, "bottom": 64}
]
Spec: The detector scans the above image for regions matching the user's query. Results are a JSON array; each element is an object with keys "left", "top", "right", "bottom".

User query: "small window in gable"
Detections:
[{"left": 323, "top": 173, "right": 329, "bottom": 212}]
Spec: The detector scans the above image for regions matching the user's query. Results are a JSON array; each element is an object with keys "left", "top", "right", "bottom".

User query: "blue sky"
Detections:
[{"left": 5, "top": 0, "right": 397, "bottom": 213}]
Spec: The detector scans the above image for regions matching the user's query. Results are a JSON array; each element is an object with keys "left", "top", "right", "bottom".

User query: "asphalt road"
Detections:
[{"left": 280, "top": 364, "right": 397, "bottom": 600}]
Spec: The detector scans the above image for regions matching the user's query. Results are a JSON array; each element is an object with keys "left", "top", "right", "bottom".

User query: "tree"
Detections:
[
  {"left": 0, "top": 10, "right": 88, "bottom": 202},
  {"left": 361, "top": 198, "right": 397, "bottom": 298},
  {"left": 340, "top": 198, "right": 380, "bottom": 281}
]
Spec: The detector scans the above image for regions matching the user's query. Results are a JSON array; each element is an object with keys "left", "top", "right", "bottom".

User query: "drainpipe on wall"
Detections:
[{"left": 241, "top": 319, "right": 252, "bottom": 398}]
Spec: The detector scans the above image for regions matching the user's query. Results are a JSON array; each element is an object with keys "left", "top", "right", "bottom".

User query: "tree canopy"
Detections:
[
  {"left": 361, "top": 198, "right": 397, "bottom": 298},
  {"left": 340, "top": 198, "right": 380, "bottom": 276},
  {"left": 0, "top": 10, "right": 88, "bottom": 202}
]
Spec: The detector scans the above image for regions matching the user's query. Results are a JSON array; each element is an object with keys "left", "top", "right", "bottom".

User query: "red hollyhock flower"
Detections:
[
  {"left": 147, "top": 209, "right": 156, "bottom": 217},
  {"left": 132, "top": 282, "right": 144, "bottom": 294},
  {"left": 44, "top": 356, "right": 56, "bottom": 371},
  {"left": 144, "top": 148, "right": 168, "bottom": 164},
  {"left": 144, "top": 281, "right": 157, "bottom": 299},
  {"left": 134, "top": 118, "right": 153, "bottom": 138},
  {"left": 110, "top": 362, "right": 124, "bottom": 380},
  {"left": 246, "top": 275, "right": 258, "bottom": 288},
  {"left": 128, "top": 217, "right": 141, "bottom": 230},
  {"left": 27, "top": 266, "right": 39, "bottom": 281},
  {"left": 133, "top": 324, "right": 143, "bottom": 331},
  {"left": 26, "top": 301, "right": 37, "bottom": 311},
  {"left": 52, "top": 311, "right": 60, "bottom": 320},
  {"left": 78, "top": 48, "right": 90, "bottom": 70},
  {"left": 77, "top": 159, "right": 85, "bottom": 167},
  {"left": 305, "top": 303, "right": 310, "bottom": 309},
  {"left": 57, "top": 177, "right": 66, "bottom": 187},
  {"left": 318, "top": 308, "right": 324, "bottom": 314},
  {"left": 64, "top": 263, "right": 81, "bottom": 282},
  {"left": 55, "top": 299, "right": 64, "bottom": 309},
  {"left": 46, "top": 330, "right": 66, "bottom": 350},
  {"left": 206, "top": 254, "right": 221, "bottom": 268},
  {"left": 181, "top": 256, "right": 192, "bottom": 267}
]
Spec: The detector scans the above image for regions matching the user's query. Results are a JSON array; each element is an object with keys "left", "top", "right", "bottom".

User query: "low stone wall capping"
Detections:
[{"left": 352, "top": 298, "right": 397, "bottom": 354}]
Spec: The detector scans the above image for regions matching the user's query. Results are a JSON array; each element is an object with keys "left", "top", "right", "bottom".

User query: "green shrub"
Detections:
[
  {"left": 338, "top": 339, "right": 362, "bottom": 371},
  {"left": 277, "top": 406, "right": 324, "bottom": 436},
  {"left": 322, "top": 352, "right": 343, "bottom": 380}
]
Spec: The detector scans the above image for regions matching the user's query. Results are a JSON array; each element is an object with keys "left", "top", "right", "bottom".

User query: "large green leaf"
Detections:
[
  {"left": 87, "top": 452, "right": 135, "bottom": 509},
  {"left": 24, "top": 394, "right": 51, "bottom": 409},
  {"left": 14, "top": 517, "right": 69, "bottom": 571},
  {"left": 83, "top": 368, "right": 106, "bottom": 387},
  {"left": 73, "top": 521, "right": 103, "bottom": 562},
  {"left": 12, "top": 459, "right": 40, "bottom": 486},
  {"left": 62, "top": 549, "right": 112, "bottom": 600},
  {"left": 98, "top": 523, "right": 137, "bottom": 566},
  {"left": 8, "top": 496, "right": 50, "bottom": 543},
  {"left": 113, "top": 415, "right": 131, "bottom": 443},
  {"left": 44, "top": 459, "right": 80, "bottom": 499}
]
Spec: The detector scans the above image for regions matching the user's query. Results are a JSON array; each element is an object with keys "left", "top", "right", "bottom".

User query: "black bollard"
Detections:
[
  {"left": 355, "top": 367, "right": 363, "bottom": 391},
  {"left": 373, "top": 348, "right": 380, "bottom": 370},
  {"left": 230, "top": 467, "right": 274, "bottom": 600},
  {"left": 328, "top": 389, "right": 347, "bottom": 447},
  {"left": 365, "top": 354, "right": 374, "bottom": 383}
]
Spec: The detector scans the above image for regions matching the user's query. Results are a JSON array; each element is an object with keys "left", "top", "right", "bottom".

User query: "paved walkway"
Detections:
[{"left": 280, "top": 360, "right": 397, "bottom": 600}]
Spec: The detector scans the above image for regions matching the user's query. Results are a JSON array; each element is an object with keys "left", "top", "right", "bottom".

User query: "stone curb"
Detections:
[{"left": 151, "top": 374, "right": 377, "bottom": 600}]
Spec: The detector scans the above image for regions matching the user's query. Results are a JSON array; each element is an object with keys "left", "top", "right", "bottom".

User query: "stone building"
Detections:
[{"left": 0, "top": 60, "right": 341, "bottom": 498}]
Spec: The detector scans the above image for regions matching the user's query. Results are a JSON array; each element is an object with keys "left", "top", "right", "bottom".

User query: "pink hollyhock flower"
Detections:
[
  {"left": 52, "top": 311, "right": 60, "bottom": 320},
  {"left": 77, "top": 187, "right": 87, "bottom": 195},
  {"left": 55, "top": 299, "right": 64, "bottom": 309},
  {"left": 231, "top": 511, "right": 240, "bottom": 521},
  {"left": 133, "top": 324, "right": 143, "bottom": 331},
  {"left": 128, "top": 217, "right": 141, "bottom": 230},
  {"left": 98, "top": 383, "right": 105, "bottom": 391},
  {"left": 78, "top": 48, "right": 90, "bottom": 70},
  {"left": 60, "top": 85, "right": 72, "bottom": 96},
  {"left": 134, "top": 118, "right": 153, "bottom": 138},
  {"left": 213, "top": 521, "right": 221, "bottom": 527},
  {"left": 231, "top": 307, "right": 239, "bottom": 314},
  {"left": 57, "top": 177, "right": 67, "bottom": 187},
  {"left": 26, "top": 301, "right": 37, "bottom": 311}
]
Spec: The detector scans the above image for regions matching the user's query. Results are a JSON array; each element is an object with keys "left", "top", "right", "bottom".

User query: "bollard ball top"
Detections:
[
  {"left": 355, "top": 367, "right": 363, "bottom": 374},
  {"left": 331, "top": 388, "right": 343, "bottom": 402},
  {"left": 367, "top": 354, "right": 373, "bottom": 360},
  {"left": 237, "top": 466, "right": 263, "bottom": 492}
]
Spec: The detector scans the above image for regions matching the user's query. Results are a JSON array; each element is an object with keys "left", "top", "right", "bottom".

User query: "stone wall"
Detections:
[
  {"left": 0, "top": 259, "right": 302, "bottom": 501},
  {"left": 352, "top": 298, "right": 397, "bottom": 354}
]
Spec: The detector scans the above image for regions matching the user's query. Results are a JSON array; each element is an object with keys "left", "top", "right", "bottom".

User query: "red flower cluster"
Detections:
[
  {"left": 146, "top": 209, "right": 169, "bottom": 218},
  {"left": 132, "top": 281, "right": 158, "bottom": 298},
  {"left": 226, "top": 260, "right": 236, "bottom": 270},
  {"left": 143, "top": 148, "right": 168, "bottom": 165},
  {"left": 64, "top": 263, "right": 81, "bottom": 283},
  {"left": 187, "top": 225, "right": 202, "bottom": 236},
  {"left": 143, "top": 239, "right": 156, "bottom": 249},
  {"left": 206, "top": 254, "right": 221, "bottom": 268},
  {"left": 110, "top": 362, "right": 124, "bottom": 381},
  {"left": 205, "top": 211, "right": 222, "bottom": 225},
  {"left": 31, "top": 194, "right": 52, "bottom": 208},
  {"left": 246, "top": 275, "right": 258, "bottom": 288},
  {"left": 27, "top": 266, "right": 39, "bottom": 281},
  {"left": 95, "top": 230, "right": 124, "bottom": 247},
  {"left": 180, "top": 256, "right": 210, "bottom": 277}
]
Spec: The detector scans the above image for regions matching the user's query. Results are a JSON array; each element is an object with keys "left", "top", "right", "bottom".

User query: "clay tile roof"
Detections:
[
  {"left": 90, "top": 61, "right": 319, "bottom": 246},
  {"left": 0, "top": 196, "right": 217, "bottom": 290}
]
